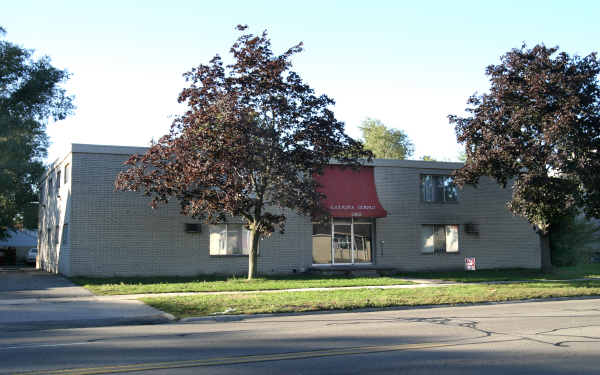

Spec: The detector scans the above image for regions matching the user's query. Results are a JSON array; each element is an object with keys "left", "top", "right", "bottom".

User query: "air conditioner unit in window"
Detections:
[
  {"left": 184, "top": 223, "right": 202, "bottom": 233},
  {"left": 465, "top": 223, "right": 479, "bottom": 235}
]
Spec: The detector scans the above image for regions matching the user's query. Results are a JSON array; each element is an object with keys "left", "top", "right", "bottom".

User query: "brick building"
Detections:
[{"left": 37, "top": 144, "right": 540, "bottom": 277}]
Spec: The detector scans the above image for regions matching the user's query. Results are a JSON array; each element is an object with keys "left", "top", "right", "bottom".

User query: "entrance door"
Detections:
[
  {"left": 312, "top": 218, "right": 373, "bottom": 265},
  {"left": 333, "top": 220, "right": 353, "bottom": 263},
  {"left": 353, "top": 220, "right": 373, "bottom": 264}
]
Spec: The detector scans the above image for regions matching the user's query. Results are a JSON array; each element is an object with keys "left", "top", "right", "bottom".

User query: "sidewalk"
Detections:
[
  {"left": 0, "top": 280, "right": 457, "bottom": 305},
  {"left": 0, "top": 269, "right": 173, "bottom": 332}
]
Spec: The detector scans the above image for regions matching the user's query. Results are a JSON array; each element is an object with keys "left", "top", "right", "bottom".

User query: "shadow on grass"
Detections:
[
  {"left": 396, "top": 264, "right": 600, "bottom": 282},
  {"left": 70, "top": 273, "right": 414, "bottom": 287},
  {"left": 395, "top": 268, "right": 546, "bottom": 282}
]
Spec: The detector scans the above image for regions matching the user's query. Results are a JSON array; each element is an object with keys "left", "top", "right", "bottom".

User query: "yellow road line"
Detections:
[{"left": 13, "top": 338, "right": 516, "bottom": 375}]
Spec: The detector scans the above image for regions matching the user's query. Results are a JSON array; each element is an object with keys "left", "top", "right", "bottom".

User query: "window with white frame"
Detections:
[
  {"left": 56, "top": 171, "right": 61, "bottom": 192},
  {"left": 209, "top": 224, "right": 250, "bottom": 255},
  {"left": 421, "top": 175, "right": 458, "bottom": 203},
  {"left": 421, "top": 224, "right": 459, "bottom": 254}
]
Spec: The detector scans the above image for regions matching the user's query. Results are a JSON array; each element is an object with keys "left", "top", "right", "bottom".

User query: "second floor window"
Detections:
[
  {"left": 64, "top": 164, "right": 70, "bottom": 184},
  {"left": 421, "top": 175, "right": 458, "bottom": 203}
]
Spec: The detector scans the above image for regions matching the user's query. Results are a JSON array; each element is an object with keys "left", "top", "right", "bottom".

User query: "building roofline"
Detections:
[
  {"left": 45, "top": 143, "right": 464, "bottom": 173},
  {"left": 41, "top": 147, "right": 73, "bottom": 180},
  {"left": 71, "top": 143, "right": 149, "bottom": 155},
  {"left": 41, "top": 144, "right": 149, "bottom": 181},
  {"left": 368, "top": 158, "right": 463, "bottom": 169}
]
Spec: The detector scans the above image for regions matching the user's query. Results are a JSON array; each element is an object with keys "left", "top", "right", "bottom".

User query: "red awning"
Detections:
[{"left": 313, "top": 166, "right": 387, "bottom": 218}]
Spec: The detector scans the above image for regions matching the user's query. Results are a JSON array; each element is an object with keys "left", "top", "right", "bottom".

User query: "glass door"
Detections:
[
  {"left": 333, "top": 220, "right": 353, "bottom": 263},
  {"left": 312, "top": 218, "right": 374, "bottom": 265},
  {"left": 353, "top": 219, "right": 373, "bottom": 264}
]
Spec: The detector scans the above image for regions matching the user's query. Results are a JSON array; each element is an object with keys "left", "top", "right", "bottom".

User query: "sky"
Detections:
[{"left": 3, "top": 0, "right": 600, "bottom": 163}]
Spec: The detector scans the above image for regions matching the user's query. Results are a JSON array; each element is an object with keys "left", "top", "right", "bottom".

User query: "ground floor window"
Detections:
[
  {"left": 209, "top": 224, "right": 250, "bottom": 256},
  {"left": 421, "top": 224, "right": 459, "bottom": 253},
  {"left": 312, "top": 218, "right": 374, "bottom": 264}
]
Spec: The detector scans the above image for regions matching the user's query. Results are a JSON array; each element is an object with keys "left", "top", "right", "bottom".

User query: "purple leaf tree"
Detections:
[
  {"left": 449, "top": 44, "right": 600, "bottom": 272},
  {"left": 115, "top": 26, "right": 371, "bottom": 279}
]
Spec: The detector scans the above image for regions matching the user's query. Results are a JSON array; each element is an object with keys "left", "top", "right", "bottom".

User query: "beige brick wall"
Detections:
[
  {"left": 56, "top": 145, "right": 539, "bottom": 276},
  {"left": 373, "top": 164, "right": 540, "bottom": 271},
  {"left": 68, "top": 147, "right": 314, "bottom": 276}
]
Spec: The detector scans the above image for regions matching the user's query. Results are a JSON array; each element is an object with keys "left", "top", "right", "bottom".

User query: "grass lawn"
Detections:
[
  {"left": 142, "top": 280, "right": 600, "bottom": 318},
  {"left": 70, "top": 274, "right": 415, "bottom": 295},
  {"left": 549, "top": 263, "right": 600, "bottom": 279},
  {"left": 397, "top": 264, "right": 600, "bottom": 283},
  {"left": 71, "top": 264, "right": 600, "bottom": 295}
]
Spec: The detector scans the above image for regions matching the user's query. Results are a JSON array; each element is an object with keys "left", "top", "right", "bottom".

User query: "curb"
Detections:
[{"left": 0, "top": 313, "right": 175, "bottom": 333}]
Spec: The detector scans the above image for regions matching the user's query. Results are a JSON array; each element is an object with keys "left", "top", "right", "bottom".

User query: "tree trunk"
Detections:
[
  {"left": 247, "top": 226, "right": 260, "bottom": 280},
  {"left": 539, "top": 231, "right": 553, "bottom": 273}
]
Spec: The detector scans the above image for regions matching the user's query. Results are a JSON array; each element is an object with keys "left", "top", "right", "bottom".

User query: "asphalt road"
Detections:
[{"left": 2, "top": 298, "right": 600, "bottom": 375}]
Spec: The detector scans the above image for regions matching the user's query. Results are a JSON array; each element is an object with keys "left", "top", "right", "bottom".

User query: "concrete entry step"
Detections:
[{"left": 307, "top": 266, "right": 396, "bottom": 277}]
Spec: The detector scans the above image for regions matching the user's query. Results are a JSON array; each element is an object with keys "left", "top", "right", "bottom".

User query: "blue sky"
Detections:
[{"left": 3, "top": 1, "right": 599, "bottom": 162}]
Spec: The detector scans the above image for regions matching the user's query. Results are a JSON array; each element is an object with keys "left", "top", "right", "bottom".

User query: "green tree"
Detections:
[
  {"left": 550, "top": 214, "right": 600, "bottom": 266},
  {"left": 359, "top": 118, "right": 414, "bottom": 159},
  {"left": 449, "top": 44, "right": 600, "bottom": 272},
  {"left": 115, "top": 26, "right": 370, "bottom": 279},
  {"left": 0, "top": 26, "right": 73, "bottom": 238},
  {"left": 421, "top": 155, "right": 436, "bottom": 161}
]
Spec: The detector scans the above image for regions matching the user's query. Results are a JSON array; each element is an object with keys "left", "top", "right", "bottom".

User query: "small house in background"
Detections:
[
  {"left": 0, "top": 229, "right": 38, "bottom": 264},
  {"left": 37, "top": 144, "right": 541, "bottom": 277}
]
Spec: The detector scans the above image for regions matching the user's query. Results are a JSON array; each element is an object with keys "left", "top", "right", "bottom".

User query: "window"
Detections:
[
  {"left": 56, "top": 171, "right": 61, "bottom": 192},
  {"left": 64, "top": 164, "right": 70, "bottom": 184},
  {"left": 54, "top": 225, "right": 60, "bottom": 245},
  {"left": 40, "top": 181, "right": 45, "bottom": 203},
  {"left": 48, "top": 177, "right": 53, "bottom": 194},
  {"left": 209, "top": 224, "right": 250, "bottom": 255},
  {"left": 421, "top": 175, "right": 458, "bottom": 202},
  {"left": 422, "top": 224, "right": 459, "bottom": 253},
  {"left": 464, "top": 222, "right": 479, "bottom": 235},
  {"left": 47, "top": 227, "right": 51, "bottom": 247},
  {"left": 184, "top": 223, "right": 201, "bottom": 233},
  {"left": 62, "top": 224, "right": 69, "bottom": 245}
]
